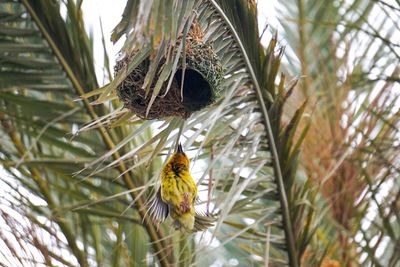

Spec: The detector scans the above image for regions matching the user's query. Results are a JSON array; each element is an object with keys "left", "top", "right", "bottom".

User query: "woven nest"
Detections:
[{"left": 115, "top": 23, "right": 223, "bottom": 120}]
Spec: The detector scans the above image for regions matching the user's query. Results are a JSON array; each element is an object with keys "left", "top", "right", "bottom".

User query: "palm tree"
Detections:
[
  {"left": 0, "top": 0, "right": 398, "bottom": 267},
  {"left": 275, "top": 1, "right": 400, "bottom": 266}
]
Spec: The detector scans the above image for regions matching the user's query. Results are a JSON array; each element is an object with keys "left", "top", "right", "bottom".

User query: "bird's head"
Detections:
[{"left": 171, "top": 143, "right": 190, "bottom": 168}]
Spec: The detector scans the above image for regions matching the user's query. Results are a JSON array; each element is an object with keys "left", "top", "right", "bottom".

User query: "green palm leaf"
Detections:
[
  {"left": 80, "top": 0, "right": 307, "bottom": 266},
  {"left": 4, "top": 0, "right": 397, "bottom": 266},
  {"left": 0, "top": 0, "right": 311, "bottom": 265},
  {"left": 276, "top": 0, "right": 400, "bottom": 265}
]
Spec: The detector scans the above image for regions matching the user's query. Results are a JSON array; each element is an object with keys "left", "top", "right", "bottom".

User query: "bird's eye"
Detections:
[{"left": 172, "top": 164, "right": 181, "bottom": 174}]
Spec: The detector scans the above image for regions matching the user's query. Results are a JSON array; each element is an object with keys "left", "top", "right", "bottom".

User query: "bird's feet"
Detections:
[{"left": 180, "top": 192, "right": 190, "bottom": 213}]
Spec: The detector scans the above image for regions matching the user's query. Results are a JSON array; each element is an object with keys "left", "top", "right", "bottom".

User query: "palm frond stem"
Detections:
[
  {"left": 209, "top": 1, "right": 298, "bottom": 266},
  {"left": 20, "top": 1, "right": 172, "bottom": 266}
]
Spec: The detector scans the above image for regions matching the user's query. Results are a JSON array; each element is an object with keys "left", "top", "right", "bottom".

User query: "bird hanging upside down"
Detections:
[{"left": 147, "top": 143, "right": 215, "bottom": 232}]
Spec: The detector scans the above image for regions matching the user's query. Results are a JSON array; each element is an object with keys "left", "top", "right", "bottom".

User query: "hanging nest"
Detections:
[{"left": 115, "top": 23, "right": 223, "bottom": 120}]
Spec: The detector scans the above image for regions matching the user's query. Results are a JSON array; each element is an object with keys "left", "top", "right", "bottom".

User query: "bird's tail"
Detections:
[{"left": 193, "top": 212, "right": 216, "bottom": 232}]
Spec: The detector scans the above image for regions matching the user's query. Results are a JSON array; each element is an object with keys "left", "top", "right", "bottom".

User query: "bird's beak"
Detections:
[{"left": 177, "top": 143, "right": 184, "bottom": 154}]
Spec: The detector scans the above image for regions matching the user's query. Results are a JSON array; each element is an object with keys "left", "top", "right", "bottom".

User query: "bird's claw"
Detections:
[{"left": 180, "top": 192, "right": 190, "bottom": 213}]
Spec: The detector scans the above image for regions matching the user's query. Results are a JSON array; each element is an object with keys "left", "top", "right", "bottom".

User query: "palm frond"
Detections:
[
  {"left": 77, "top": 0, "right": 312, "bottom": 266},
  {"left": 276, "top": 0, "right": 400, "bottom": 265},
  {"left": 0, "top": 0, "right": 171, "bottom": 266}
]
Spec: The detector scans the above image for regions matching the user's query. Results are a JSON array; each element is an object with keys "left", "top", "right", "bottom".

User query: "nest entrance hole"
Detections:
[{"left": 174, "top": 68, "right": 212, "bottom": 111}]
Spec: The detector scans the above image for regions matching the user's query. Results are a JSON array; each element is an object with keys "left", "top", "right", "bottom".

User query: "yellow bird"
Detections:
[{"left": 147, "top": 143, "right": 214, "bottom": 232}]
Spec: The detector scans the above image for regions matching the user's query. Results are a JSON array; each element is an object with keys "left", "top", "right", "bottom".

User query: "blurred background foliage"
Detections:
[{"left": 0, "top": 0, "right": 399, "bottom": 267}]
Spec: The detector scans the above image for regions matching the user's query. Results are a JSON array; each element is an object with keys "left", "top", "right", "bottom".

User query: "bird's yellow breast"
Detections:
[{"left": 160, "top": 153, "right": 197, "bottom": 215}]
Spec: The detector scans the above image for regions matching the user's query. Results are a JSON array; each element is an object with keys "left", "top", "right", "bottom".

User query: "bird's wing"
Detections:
[{"left": 147, "top": 188, "right": 169, "bottom": 223}]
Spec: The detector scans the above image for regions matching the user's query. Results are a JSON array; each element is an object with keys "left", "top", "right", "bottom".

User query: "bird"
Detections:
[{"left": 147, "top": 143, "right": 215, "bottom": 232}]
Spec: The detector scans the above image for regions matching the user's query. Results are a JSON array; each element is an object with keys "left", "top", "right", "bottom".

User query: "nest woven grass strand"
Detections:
[
  {"left": 115, "top": 23, "right": 223, "bottom": 120},
  {"left": 115, "top": 58, "right": 190, "bottom": 119}
]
